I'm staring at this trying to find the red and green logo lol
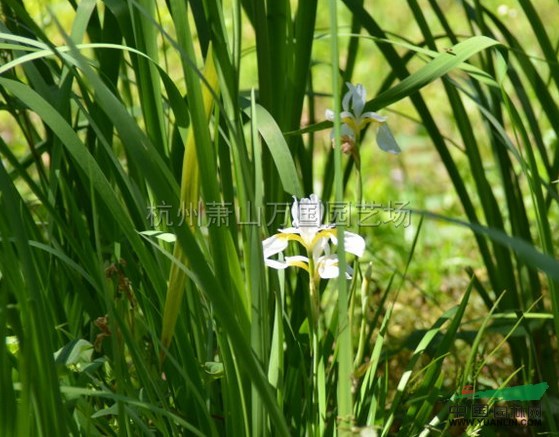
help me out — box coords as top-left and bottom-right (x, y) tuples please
(452, 382), (549, 402)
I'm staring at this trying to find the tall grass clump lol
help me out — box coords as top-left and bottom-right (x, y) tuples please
(0, 0), (558, 435)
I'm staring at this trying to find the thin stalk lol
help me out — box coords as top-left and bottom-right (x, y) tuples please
(312, 321), (321, 436)
(308, 255), (320, 324)
(349, 132), (363, 370)
(307, 253), (321, 435)
(329, 0), (353, 433)
(355, 130), (363, 233)
(353, 263), (372, 368)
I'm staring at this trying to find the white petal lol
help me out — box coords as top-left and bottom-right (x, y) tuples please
(265, 258), (289, 270)
(285, 255), (310, 268)
(340, 124), (356, 140)
(285, 255), (309, 262)
(325, 109), (335, 121)
(376, 123), (401, 154)
(316, 255), (353, 279)
(340, 111), (355, 120)
(352, 84), (366, 117)
(278, 227), (300, 234)
(330, 231), (366, 258)
(342, 83), (354, 112)
(262, 235), (288, 259)
(317, 255), (340, 279)
(344, 231), (366, 257)
(312, 194), (324, 224)
(297, 195), (323, 228)
(362, 111), (387, 123)
(299, 228), (318, 249)
(312, 237), (329, 261)
(345, 264), (354, 279)
(265, 255), (310, 272)
(291, 195), (299, 227)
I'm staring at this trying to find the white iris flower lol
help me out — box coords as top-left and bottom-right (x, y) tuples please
(325, 82), (401, 155)
(262, 194), (365, 279)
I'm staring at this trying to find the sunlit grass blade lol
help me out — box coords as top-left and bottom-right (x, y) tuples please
(160, 44), (218, 359)
(368, 36), (502, 110)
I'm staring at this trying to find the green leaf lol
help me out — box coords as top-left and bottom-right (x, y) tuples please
(369, 35), (502, 110)
(244, 104), (303, 197)
(140, 230), (177, 243)
(203, 362), (225, 380)
(54, 339), (94, 371)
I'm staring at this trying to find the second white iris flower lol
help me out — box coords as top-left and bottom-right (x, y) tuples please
(325, 82), (401, 155)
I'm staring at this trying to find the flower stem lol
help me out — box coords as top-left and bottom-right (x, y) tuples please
(355, 132), (363, 236)
(308, 256), (319, 326)
(350, 136), (365, 369)
(354, 263), (372, 368)
(307, 255), (323, 436)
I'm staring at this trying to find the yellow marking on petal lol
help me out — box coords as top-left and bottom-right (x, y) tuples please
(309, 228), (337, 250)
(286, 260), (310, 272)
(274, 231), (309, 250)
(343, 118), (359, 134)
(357, 118), (377, 131)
